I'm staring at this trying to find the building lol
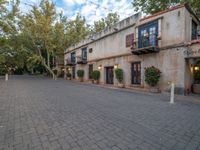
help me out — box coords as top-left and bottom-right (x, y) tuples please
(64, 4), (200, 94)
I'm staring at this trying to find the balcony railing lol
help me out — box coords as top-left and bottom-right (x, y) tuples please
(65, 58), (76, 66)
(131, 34), (160, 55)
(76, 56), (87, 64)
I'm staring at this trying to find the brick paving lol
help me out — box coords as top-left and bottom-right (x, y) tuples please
(0, 75), (200, 150)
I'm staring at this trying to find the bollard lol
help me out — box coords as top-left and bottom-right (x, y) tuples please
(5, 74), (8, 81)
(170, 83), (175, 104)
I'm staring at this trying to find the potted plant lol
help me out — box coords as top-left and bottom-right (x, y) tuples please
(91, 70), (100, 84)
(77, 70), (84, 82)
(115, 68), (124, 88)
(66, 72), (72, 80)
(145, 66), (161, 93)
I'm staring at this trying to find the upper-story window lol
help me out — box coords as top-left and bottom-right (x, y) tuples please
(71, 52), (76, 63)
(82, 48), (87, 60)
(138, 20), (158, 48)
(192, 20), (198, 40)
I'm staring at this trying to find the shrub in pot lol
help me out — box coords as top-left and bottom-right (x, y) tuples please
(115, 68), (124, 88)
(145, 66), (161, 93)
(91, 70), (100, 84)
(77, 70), (84, 82)
(66, 72), (72, 80)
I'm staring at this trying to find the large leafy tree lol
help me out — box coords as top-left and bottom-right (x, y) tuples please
(132, 0), (200, 18)
(93, 12), (120, 33)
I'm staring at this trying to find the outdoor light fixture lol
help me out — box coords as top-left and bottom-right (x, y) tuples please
(114, 64), (119, 69)
(98, 65), (102, 70)
(68, 68), (71, 71)
(194, 66), (200, 71)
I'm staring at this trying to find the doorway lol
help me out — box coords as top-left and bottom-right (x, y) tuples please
(131, 62), (141, 84)
(72, 66), (76, 79)
(106, 67), (114, 84)
(88, 64), (93, 79)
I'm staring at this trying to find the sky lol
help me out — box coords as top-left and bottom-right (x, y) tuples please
(19, 0), (135, 24)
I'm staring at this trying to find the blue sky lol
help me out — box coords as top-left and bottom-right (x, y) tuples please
(20, 0), (135, 24)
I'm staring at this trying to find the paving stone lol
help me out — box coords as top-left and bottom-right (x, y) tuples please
(0, 76), (200, 150)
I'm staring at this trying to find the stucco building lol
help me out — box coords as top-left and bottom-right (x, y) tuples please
(64, 4), (200, 95)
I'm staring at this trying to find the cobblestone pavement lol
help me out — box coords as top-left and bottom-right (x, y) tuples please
(0, 76), (200, 150)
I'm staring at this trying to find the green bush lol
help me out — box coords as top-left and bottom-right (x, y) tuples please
(77, 70), (84, 78)
(0, 67), (6, 75)
(66, 72), (72, 78)
(91, 70), (100, 80)
(145, 66), (161, 87)
(115, 68), (123, 83)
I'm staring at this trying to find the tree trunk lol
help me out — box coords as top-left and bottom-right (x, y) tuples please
(42, 60), (57, 80)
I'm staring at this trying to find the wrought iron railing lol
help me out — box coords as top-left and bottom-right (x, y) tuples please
(132, 33), (159, 49)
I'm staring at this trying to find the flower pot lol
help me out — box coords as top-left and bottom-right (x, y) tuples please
(66, 77), (71, 80)
(94, 80), (99, 84)
(79, 78), (83, 82)
(117, 83), (124, 88)
(149, 87), (160, 93)
(193, 84), (200, 94)
(90, 79), (94, 84)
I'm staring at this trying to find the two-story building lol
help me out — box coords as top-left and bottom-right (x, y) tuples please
(64, 4), (200, 95)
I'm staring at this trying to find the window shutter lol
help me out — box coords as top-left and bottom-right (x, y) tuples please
(126, 33), (134, 47)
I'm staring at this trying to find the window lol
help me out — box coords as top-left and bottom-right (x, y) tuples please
(126, 33), (134, 47)
(71, 52), (76, 63)
(192, 20), (198, 40)
(138, 20), (158, 48)
(131, 62), (141, 84)
(82, 48), (87, 60)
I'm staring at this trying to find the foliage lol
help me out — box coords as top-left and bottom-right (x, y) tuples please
(93, 12), (120, 33)
(91, 70), (100, 81)
(77, 70), (84, 78)
(145, 66), (161, 87)
(66, 72), (71, 78)
(115, 68), (124, 83)
(132, 0), (200, 18)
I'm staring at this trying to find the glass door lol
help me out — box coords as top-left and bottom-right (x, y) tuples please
(131, 62), (141, 84)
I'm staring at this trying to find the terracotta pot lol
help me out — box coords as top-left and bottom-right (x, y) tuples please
(66, 77), (71, 80)
(94, 80), (99, 84)
(117, 83), (124, 88)
(79, 78), (83, 82)
(149, 87), (160, 93)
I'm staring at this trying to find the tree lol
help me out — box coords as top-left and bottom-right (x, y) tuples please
(65, 14), (90, 46)
(132, 0), (200, 18)
(93, 12), (120, 33)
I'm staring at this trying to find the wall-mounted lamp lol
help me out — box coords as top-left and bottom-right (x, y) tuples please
(68, 68), (71, 71)
(194, 66), (200, 71)
(98, 65), (102, 70)
(114, 64), (119, 69)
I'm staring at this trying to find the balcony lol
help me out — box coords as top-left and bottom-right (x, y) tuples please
(131, 34), (160, 55)
(76, 56), (87, 64)
(65, 58), (76, 66)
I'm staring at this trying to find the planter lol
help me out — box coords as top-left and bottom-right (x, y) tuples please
(79, 78), (83, 82)
(149, 87), (160, 93)
(193, 84), (200, 94)
(117, 83), (124, 88)
(90, 79), (94, 84)
(94, 80), (99, 84)
(66, 77), (71, 80)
